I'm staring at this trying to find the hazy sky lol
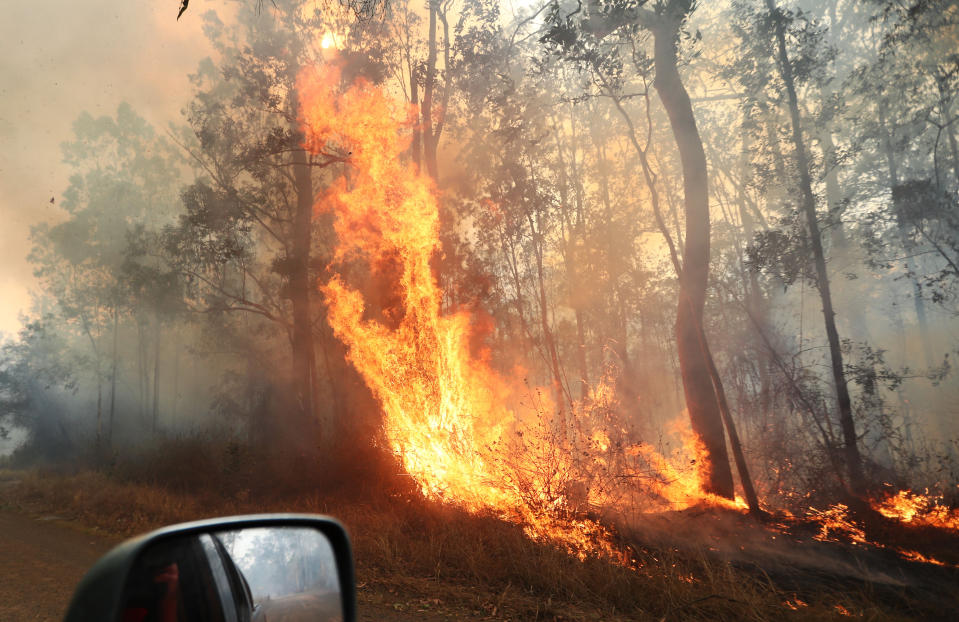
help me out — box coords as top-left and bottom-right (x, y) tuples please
(0, 0), (214, 335)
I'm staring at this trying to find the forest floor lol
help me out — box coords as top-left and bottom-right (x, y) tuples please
(2, 468), (957, 621)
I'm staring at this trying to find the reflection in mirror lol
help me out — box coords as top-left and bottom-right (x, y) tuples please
(118, 527), (343, 622)
(120, 535), (227, 622)
(215, 526), (343, 622)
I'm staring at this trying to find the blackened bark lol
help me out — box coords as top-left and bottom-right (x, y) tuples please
(411, 68), (421, 170)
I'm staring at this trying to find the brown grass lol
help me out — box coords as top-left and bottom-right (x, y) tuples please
(2, 464), (931, 622)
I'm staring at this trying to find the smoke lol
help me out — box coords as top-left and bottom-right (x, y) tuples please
(0, 0), (212, 334)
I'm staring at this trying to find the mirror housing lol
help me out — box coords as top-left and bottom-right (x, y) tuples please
(63, 514), (355, 622)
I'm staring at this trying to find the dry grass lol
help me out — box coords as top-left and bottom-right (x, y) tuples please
(2, 464), (935, 621)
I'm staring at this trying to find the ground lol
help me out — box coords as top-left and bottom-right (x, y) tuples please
(3, 469), (957, 621)
(0, 509), (119, 621)
(0, 506), (529, 622)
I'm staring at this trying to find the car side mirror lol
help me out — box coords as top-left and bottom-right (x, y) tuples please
(63, 514), (356, 622)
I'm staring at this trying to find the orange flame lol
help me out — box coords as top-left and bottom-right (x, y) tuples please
(298, 64), (959, 575)
(297, 65), (744, 559)
(807, 504), (867, 545)
(873, 489), (959, 531)
(299, 65), (519, 512)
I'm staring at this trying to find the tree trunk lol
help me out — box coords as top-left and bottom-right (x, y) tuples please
(291, 146), (321, 436)
(529, 211), (571, 436)
(152, 316), (161, 435)
(410, 67), (421, 170)
(138, 319), (148, 423)
(652, 17), (735, 499)
(936, 77), (959, 190)
(422, 1), (439, 180)
(820, 129), (847, 248)
(766, 0), (864, 494)
(553, 112), (591, 403)
(95, 376), (103, 451)
(108, 305), (118, 448)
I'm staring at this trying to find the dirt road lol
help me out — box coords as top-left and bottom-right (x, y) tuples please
(0, 509), (120, 621)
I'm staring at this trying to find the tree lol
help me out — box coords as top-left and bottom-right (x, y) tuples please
(30, 103), (183, 449)
(565, 0), (758, 504)
(166, 2), (349, 441)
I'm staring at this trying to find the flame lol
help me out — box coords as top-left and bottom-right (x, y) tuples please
(783, 596), (808, 610)
(807, 504), (867, 545)
(800, 501), (957, 567)
(299, 65), (517, 512)
(296, 65), (745, 561)
(873, 489), (959, 530)
(634, 414), (749, 512)
(898, 549), (948, 566)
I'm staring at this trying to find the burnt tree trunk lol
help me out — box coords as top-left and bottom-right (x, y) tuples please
(411, 67), (421, 170)
(422, 1), (438, 180)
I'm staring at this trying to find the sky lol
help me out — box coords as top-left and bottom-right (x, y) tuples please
(0, 0), (214, 336)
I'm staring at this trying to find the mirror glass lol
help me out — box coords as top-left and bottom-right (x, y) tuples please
(119, 527), (342, 622)
(216, 526), (342, 621)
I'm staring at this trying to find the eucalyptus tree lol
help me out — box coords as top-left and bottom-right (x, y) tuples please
(855, 0), (959, 312)
(29, 104), (183, 449)
(741, 0), (869, 493)
(165, 1), (357, 441)
(535, 0), (765, 509)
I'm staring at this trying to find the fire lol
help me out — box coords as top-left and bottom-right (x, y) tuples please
(783, 596), (808, 610)
(634, 414), (749, 513)
(898, 549), (948, 566)
(873, 489), (959, 530)
(296, 65), (746, 559)
(807, 504), (867, 545)
(799, 500), (957, 567)
(298, 65), (518, 512)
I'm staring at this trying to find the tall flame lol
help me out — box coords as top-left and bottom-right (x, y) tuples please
(299, 65), (531, 512)
(297, 66), (740, 556)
